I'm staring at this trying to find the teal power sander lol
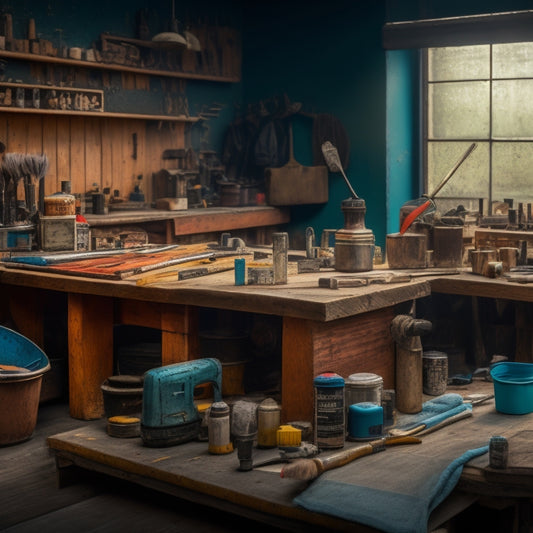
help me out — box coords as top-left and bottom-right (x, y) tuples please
(141, 358), (222, 447)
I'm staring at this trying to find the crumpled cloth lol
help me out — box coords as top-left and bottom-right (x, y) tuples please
(294, 443), (488, 533)
(394, 393), (471, 432)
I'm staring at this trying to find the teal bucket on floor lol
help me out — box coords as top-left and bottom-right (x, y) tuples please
(490, 362), (533, 415)
(0, 326), (50, 445)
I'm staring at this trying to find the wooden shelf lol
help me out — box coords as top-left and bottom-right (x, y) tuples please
(0, 105), (199, 122)
(0, 50), (240, 83)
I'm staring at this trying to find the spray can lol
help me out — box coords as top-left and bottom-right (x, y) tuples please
(257, 398), (281, 448)
(314, 372), (345, 449)
(207, 401), (233, 454)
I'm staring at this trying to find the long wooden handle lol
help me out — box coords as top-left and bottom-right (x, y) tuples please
(316, 436), (421, 474)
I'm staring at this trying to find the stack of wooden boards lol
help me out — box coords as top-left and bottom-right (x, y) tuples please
(2, 243), (252, 283)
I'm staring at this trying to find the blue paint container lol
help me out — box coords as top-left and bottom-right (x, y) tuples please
(348, 402), (383, 441)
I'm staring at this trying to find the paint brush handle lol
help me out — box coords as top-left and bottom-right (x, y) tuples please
(315, 436), (421, 475)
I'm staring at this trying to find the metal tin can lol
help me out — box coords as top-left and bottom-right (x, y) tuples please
(422, 351), (448, 396)
(314, 372), (345, 449)
(257, 397), (281, 448)
(207, 401), (233, 454)
(345, 372), (383, 421)
(489, 435), (508, 469)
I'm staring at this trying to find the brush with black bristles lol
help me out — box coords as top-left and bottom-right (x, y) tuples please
(280, 435), (421, 481)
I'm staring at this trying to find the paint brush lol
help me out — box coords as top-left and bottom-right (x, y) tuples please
(280, 436), (421, 481)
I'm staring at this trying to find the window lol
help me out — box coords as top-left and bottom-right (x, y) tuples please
(425, 42), (533, 214)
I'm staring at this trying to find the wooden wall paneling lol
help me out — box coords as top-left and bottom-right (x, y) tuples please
(7, 114), (30, 153)
(108, 119), (128, 198)
(69, 117), (86, 193)
(100, 118), (113, 194)
(42, 116), (58, 193)
(124, 120), (138, 190)
(0, 114), (7, 146)
(145, 122), (164, 204)
(84, 117), (102, 193)
(55, 117), (71, 195)
(25, 115), (43, 154)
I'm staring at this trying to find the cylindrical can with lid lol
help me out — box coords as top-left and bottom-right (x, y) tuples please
(44, 192), (76, 216)
(257, 398), (281, 448)
(422, 351), (448, 396)
(207, 401), (233, 454)
(314, 372), (345, 449)
(489, 435), (508, 469)
(345, 372), (383, 419)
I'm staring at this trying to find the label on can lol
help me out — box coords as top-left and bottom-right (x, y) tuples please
(314, 372), (345, 449)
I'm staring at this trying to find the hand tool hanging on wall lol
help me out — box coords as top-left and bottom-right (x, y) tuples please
(265, 121), (328, 206)
(400, 143), (477, 235)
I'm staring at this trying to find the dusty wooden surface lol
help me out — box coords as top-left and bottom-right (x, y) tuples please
(46, 381), (533, 531)
(0, 402), (285, 532)
(0, 263), (431, 322)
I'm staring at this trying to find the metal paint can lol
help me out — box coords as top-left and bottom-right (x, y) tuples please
(345, 372), (383, 420)
(257, 397), (281, 448)
(422, 351), (448, 396)
(489, 435), (508, 469)
(207, 401), (233, 455)
(314, 372), (345, 449)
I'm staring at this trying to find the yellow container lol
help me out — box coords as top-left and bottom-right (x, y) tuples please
(276, 424), (302, 447)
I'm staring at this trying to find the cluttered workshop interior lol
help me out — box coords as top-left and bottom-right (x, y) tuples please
(1, 2), (533, 533)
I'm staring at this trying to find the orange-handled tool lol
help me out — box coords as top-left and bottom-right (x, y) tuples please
(400, 142), (477, 235)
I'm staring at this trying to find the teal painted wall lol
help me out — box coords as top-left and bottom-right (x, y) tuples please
(241, 1), (387, 249)
(386, 49), (419, 234)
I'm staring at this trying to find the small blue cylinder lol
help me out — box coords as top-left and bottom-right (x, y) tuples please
(234, 258), (246, 286)
(348, 402), (383, 440)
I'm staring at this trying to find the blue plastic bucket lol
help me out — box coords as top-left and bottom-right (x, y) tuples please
(0, 325), (50, 380)
(490, 362), (533, 415)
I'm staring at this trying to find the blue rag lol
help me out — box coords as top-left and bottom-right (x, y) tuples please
(395, 393), (468, 431)
(293, 444), (489, 533)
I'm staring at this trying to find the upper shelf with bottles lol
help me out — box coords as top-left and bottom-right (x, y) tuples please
(0, 14), (242, 83)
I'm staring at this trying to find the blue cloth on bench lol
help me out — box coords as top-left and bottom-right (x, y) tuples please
(395, 393), (467, 431)
(294, 444), (488, 533)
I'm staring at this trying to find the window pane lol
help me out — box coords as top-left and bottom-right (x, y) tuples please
(493, 80), (533, 138)
(427, 141), (489, 199)
(428, 82), (490, 139)
(492, 142), (533, 203)
(428, 46), (490, 81)
(493, 42), (533, 78)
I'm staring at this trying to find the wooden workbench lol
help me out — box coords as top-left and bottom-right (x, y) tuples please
(46, 380), (533, 532)
(0, 261), (430, 421)
(84, 206), (290, 245)
(3, 257), (533, 421)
